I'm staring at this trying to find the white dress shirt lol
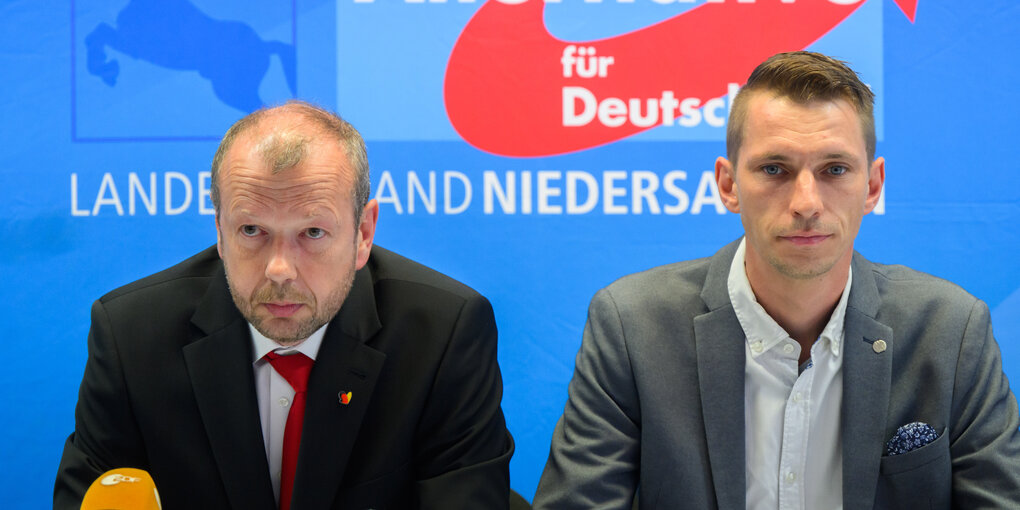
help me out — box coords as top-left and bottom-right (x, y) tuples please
(250, 324), (327, 503)
(728, 239), (851, 510)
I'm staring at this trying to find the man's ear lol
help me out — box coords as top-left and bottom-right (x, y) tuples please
(864, 157), (885, 214)
(716, 156), (740, 214)
(215, 214), (224, 258)
(355, 199), (379, 269)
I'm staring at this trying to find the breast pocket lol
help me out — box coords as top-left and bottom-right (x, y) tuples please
(332, 461), (414, 510)
(876, 428), (950, 510)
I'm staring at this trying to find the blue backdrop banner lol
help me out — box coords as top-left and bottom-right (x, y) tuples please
(2, 0), (1019, 507)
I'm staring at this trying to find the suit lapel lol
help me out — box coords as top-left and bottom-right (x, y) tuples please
(184, 268), (276, 510)
(290, 262), (386, 510)
(694, 241), (746, 510)
(841, 254), (893, 510)
(692, 246), (896, 509)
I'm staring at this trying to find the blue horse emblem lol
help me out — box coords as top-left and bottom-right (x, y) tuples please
(85, 0), (296, 113)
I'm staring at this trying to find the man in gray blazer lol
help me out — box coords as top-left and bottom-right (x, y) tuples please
(533, 52), (1020, 509)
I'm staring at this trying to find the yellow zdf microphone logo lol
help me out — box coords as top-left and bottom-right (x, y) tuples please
(81, 468), (162, 510)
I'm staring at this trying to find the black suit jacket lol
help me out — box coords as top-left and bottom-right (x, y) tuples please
(55, 245), (513, 509)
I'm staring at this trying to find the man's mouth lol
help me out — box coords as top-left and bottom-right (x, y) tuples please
(780, 233), (831, 246)
(263, 303), (303, 317)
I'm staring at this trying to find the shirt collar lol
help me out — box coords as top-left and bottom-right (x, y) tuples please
(727, 238), (852, 359)
(250, 323), (328, 364)
(820, 275), (852, 356)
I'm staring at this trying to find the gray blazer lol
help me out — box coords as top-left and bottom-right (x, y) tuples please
(534, 240), (1020, 509)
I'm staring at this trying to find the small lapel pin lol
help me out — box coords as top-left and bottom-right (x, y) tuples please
(339, 391), (353, 405)
(873, 339), (887, 354)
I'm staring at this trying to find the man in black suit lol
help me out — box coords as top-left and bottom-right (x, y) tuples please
(55, 101), (513, 509)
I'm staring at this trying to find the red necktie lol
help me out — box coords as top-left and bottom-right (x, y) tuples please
(264, 352), (314, 510)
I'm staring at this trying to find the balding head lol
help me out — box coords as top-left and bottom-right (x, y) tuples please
(210, 101), (370, 218)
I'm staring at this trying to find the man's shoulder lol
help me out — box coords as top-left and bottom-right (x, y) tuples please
(596, 253), (717, 316)
(98, 245), (222, 307)
(366, 245), (485, 302)
(855, 255), (983, 328)
(607, 256), (713, 294)
(863, 257), (978, 307)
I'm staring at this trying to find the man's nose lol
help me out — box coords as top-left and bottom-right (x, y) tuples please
(790, 171), (823, 219)
(265, 238), (298, 283)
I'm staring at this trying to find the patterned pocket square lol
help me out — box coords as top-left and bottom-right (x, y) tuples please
(885, 422), (940, 456)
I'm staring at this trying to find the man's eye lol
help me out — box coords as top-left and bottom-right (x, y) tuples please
(828, 165), (848, 176)
(305, 228), (326, 239)
(762, 165), (782, 175)
(240, 225), (260, 237)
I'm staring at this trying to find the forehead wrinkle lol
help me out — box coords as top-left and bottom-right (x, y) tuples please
(223, 170), (345, 218)
(288, 194), (345, 222)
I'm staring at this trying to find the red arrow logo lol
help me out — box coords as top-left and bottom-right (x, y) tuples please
(894, 0), (918, 22)
(445, 0), (914, 157)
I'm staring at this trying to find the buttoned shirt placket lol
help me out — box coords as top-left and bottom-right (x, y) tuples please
(730, 239), (850, 510)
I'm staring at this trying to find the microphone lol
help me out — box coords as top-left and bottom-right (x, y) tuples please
(80, 468), (162, 510)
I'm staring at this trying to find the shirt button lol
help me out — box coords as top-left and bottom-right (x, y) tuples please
(783, 343), (795, 354)
(279, 397), (290, 407)
(793, 392), (803, 403)
(751, 341), (764, 353)
(786, 472), (797, 484)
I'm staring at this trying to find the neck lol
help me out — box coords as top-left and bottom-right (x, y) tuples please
(744, 252), (851, 360)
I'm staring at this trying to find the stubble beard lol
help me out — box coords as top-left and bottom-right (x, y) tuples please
(766, 252), (839, 281)
(226, 269), (356, 346)
(765, 218), (842, 281)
